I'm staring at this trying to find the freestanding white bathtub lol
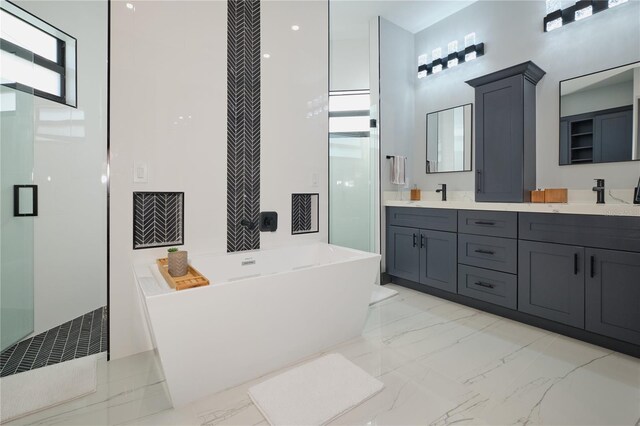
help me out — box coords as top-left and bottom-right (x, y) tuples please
(135, 243), (380, 407)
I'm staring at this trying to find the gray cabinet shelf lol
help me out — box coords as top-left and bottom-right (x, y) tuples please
(560, 106), (633, 165)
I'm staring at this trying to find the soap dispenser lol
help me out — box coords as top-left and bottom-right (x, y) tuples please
(410, 184), (421, 201)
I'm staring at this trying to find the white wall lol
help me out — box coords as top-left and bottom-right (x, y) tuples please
(261, 1), (328, 248)
(110, 0), (328, 359)
(16, 1), (108, 337)
(561, 80), (634, 117)
(413, 0), (640, 192)
(329, 0), (371, 91)
(378, 17), (414, 273)
(379, 18), (415, 193)
(110, 0), (228, 358)
(330, 38), (369, 90)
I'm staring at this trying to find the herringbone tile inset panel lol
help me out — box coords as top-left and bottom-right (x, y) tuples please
(227, 0), (261, 252)
(133, 192), (184, 249)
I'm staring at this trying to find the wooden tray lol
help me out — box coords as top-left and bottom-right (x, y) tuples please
(156, 258), (210, 291)
(544, 188), (568, 203)
(531, 190), (545, 203)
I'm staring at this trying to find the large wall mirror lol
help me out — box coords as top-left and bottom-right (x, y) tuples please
(559, 61), (640, 165)
(426, 104), (472, 173)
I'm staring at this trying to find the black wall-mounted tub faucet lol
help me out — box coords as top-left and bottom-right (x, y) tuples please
(592, 179), (605, 204)
(436, 184), (447, 201)
(240, 219), (257, 230)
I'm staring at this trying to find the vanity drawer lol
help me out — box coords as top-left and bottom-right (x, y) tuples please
(458, 210), (517, 238)
(387, 207), (457, 232)
(458, 234), (517, 274)
(519, 213), (640, 252)
(458, 265), (517, 310)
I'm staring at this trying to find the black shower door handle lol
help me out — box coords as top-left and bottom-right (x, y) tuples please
(13, 185), (38, 217)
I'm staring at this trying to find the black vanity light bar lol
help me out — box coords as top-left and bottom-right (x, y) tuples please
(544, 0), (627, 32)
(417, 43), (484, 78)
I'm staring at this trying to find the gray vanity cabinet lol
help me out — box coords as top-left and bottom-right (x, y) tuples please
(386, 226), (457, 293)
(386, 207), (457, 293)
(518, 240), (585, 328)
(387, 225), (420, 283)
(586, 248), (640, 345)
(466, 61), (545, 202)
(419, 230), (457, 293)
(387, 207), (640, 357)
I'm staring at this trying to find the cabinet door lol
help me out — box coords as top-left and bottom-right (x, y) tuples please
(419, 230), (457, 293)
(387, 225), (420, 282)
(518, 240), (585, 328)
(586, 248), (640, 345)
(475, 74), (524, 202)
(593, 109), (632, 163)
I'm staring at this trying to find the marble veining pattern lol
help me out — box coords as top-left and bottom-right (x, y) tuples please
(6, 285), (639, 425)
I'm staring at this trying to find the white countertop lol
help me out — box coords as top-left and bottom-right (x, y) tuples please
(385, 200), (640, 217)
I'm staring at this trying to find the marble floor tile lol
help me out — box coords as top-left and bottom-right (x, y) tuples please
(327, 336), (414, 379)
(363, 291), (447, 334)
(6, 284), (639, 426)
(473, 335), (640, 426)
(330, 368), (468, 426)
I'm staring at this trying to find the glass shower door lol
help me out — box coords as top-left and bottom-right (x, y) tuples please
(329, 90), (377, 253)
(0, 85), (35, 352)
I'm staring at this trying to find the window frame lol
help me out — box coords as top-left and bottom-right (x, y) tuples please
(329, 90), (371, 139)
(0, 0), (77, 107)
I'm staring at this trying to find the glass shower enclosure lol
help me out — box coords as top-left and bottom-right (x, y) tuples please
(1, 85), (35, 351)
(329, 90), (378, 253)
(0, 0), (108, 375)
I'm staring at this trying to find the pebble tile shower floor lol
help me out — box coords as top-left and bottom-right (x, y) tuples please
(0, 306), (107, 377)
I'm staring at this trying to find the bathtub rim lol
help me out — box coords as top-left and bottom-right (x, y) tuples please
(136, 242), (381, 299)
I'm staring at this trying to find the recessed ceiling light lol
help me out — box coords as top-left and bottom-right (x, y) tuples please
(291, 25), (300, 31)
(126, 3), (134, 9)
(263, 53), (271, 58)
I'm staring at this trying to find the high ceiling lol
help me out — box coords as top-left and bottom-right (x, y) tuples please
(330, 0), (477, 40)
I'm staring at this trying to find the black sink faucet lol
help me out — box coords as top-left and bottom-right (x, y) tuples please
(592, 179), (605, 204)
(436, 184), (447, 201)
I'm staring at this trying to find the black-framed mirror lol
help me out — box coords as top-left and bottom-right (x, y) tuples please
(426, 103), (472, 173)
(559, 61), (640, 166)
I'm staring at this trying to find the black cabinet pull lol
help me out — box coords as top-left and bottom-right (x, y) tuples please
(590, 255), (595, 278)
(574, 253), (578, 275)
(420, 234), (425, 249)
(474, 281), (495, 289)
(474, 221), (495, 226)
(477, 170), (482, 193)
(413, 234), (417, 248)
(474, 249), (495, 255)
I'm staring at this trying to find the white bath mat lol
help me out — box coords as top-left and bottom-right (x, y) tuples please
(248, 353), (383, 426)
(369, 285), (398, 306)
(0, 354), (98, 423)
